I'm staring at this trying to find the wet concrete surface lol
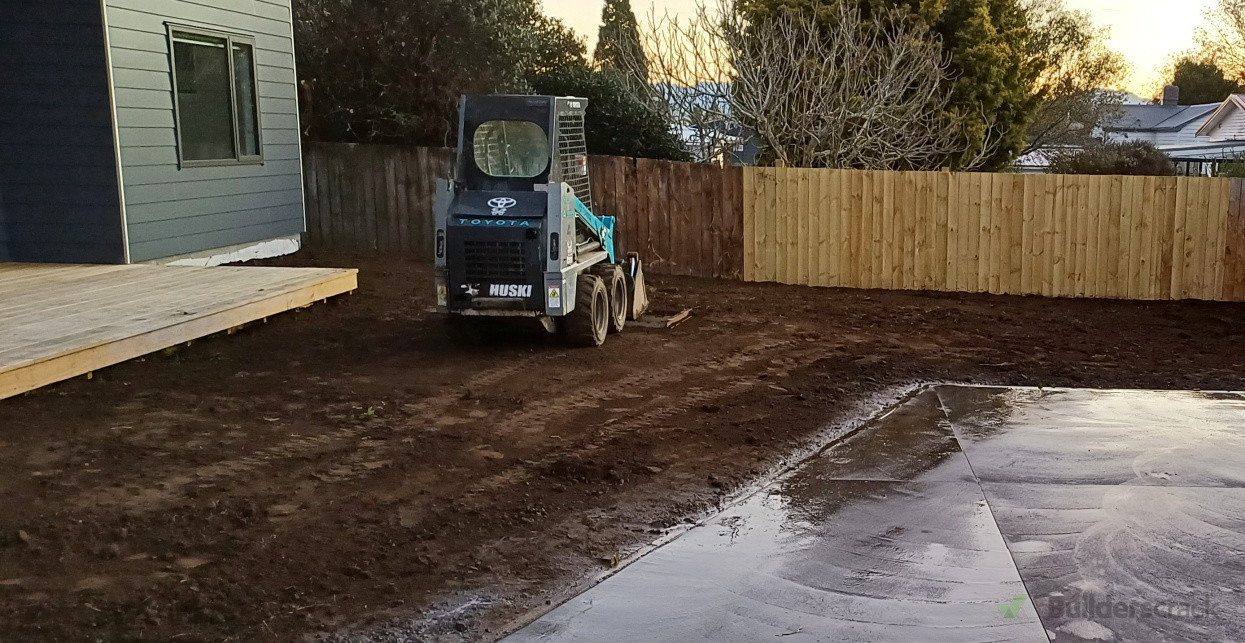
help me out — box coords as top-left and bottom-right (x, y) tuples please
(504, 387), (1245, 643)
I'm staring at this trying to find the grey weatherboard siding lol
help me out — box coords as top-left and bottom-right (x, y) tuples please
(105, 0), (304, 262)
(0, 0), (126, 264)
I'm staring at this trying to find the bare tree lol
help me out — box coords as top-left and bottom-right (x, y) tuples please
(620, 5), (735, 162)
(1197, 0), (1245, 81)
(622, 0), (998, 170)
(1022, 0), (1127, 156)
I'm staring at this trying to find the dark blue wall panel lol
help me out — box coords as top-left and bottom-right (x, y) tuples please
(0, 0), (125, 263)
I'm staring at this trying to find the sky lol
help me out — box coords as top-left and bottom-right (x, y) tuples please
(541, 0), (1218, 98)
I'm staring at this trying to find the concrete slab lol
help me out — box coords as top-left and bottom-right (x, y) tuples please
(505, 386), (1245, 642)
(506, 389), (1046, 642)
(939, 386), (1245, 642)
(938, 386), (1245, 487)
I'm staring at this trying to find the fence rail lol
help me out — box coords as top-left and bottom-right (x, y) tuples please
(301, 142), (1245, 301)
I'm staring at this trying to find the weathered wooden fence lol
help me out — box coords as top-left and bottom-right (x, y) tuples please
(301, 142), (1245, 301)
(745, 169), (1245, 301)
(303, 144), (452, 260)
(302, 143), (745, 278)
(588, 155), (745, 278)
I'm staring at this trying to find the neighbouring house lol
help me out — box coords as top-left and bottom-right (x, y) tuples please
(1018, 86), (1245, 176)
(0, 0), (304, 265)
(1195, 94), (1245, 143)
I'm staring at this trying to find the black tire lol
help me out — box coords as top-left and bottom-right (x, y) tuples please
(591, 264), (628, 333)
(563, 274), (609, 347)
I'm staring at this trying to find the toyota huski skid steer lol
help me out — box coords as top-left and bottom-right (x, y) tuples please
(434, 95), (649, 346)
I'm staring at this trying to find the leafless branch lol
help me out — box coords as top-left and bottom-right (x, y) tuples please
(620, 0), (996, 170)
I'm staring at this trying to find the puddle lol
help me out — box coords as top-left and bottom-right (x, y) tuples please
(504, 386), (1245, 642)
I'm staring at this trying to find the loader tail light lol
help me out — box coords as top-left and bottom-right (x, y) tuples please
(550, 232), (560, 260)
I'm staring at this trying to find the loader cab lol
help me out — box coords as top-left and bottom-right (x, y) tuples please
(456, 95), (593, 207)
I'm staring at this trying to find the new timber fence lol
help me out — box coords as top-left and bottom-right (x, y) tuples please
(302, 142), (1245, 302)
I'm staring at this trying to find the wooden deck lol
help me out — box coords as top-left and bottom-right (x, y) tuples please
(0, 263), (358, 400)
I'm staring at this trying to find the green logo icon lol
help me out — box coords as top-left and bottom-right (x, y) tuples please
(999, 594), (1028, 618)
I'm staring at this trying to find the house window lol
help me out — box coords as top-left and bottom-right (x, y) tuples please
(169, 26), (263, 166)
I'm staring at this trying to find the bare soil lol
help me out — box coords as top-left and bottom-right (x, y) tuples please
(2, 251), (1245, 641)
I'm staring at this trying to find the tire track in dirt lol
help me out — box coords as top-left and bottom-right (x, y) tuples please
(68, 353), (557, 511)
(293, 335), (804, 489)
(451, 334), (830, 505)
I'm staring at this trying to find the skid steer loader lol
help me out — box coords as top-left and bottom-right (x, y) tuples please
(434, 95), (649, 346)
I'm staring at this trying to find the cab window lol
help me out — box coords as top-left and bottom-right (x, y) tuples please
(473, 120), (549, 178)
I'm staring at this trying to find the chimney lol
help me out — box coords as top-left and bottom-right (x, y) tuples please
(1161, 84), (1180, 106)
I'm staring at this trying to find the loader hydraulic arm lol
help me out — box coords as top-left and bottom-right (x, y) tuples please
(572, 196), (616, 263)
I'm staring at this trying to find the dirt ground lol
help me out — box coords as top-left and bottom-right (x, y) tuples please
(3, 251), (1245, 642)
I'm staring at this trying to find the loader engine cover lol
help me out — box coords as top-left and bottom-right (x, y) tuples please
(445, 191), (547, 311)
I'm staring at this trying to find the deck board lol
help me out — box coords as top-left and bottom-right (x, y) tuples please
(0, 263), (358, 400)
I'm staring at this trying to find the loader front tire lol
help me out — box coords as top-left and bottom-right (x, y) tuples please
(592, 264), (628, 334)
(563, 274), (608, 347)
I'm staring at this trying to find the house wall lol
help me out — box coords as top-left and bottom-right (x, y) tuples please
(1105, 131), (1159, 145)
(1156, 118), (1214, 147)
(1107, 126), (1212, 149)
(103, 0), (304, 263)
(0, 0), (127, 263)
(1207, 107), (1245, 142)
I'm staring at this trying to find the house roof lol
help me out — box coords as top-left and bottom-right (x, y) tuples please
(1106, 103), (1220, 132)
(1195, 94), (1245, 137)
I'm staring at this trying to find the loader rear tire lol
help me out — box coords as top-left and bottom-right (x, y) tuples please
(563, 274), (608, 347)
(592, 264), (628, 334)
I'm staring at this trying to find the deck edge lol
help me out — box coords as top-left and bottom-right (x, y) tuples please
(0, 269), (358, 400)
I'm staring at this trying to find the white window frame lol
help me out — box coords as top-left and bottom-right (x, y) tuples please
(167, 23), (264, 168)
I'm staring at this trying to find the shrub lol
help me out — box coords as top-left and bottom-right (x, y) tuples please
(529, 68), (689, 161)
(1046, 141), (1176, 176)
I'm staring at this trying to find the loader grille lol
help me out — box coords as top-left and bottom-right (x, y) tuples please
(462, 240), (528, 281)
(557, 112), (593, 207)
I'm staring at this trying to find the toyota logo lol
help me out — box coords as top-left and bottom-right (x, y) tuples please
(488, 197), (517, 209)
